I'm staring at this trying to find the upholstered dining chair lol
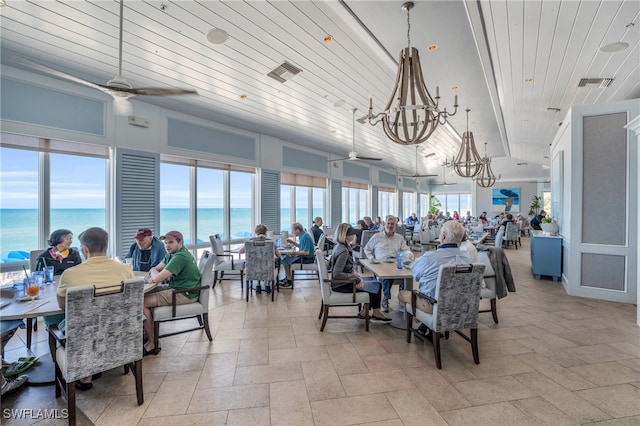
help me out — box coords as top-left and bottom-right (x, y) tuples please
(405, 263), (485, 369)
(48, 278), (145, 425)
(316, 249), (369, 332)
(353, 230), (375, 271)
(477, 251), (499, 323)
(209, 234), (245, 289)
(151, 250), (215, 351)
(504, 222), (520, 249)
(244, 239), (278, 302)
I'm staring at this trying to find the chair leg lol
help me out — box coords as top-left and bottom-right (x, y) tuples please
(490, 299), (499, 323)
(219, 271), (225, 283)
(202, 313), (213, 341)
(33, 318), (38, 332)
(433, 331), (442, 369)
(246, 279), (250, 303)
(134, 359), (144, 405)
(471, 328), (480, 364)
(197, 315), (204, 327)
(406, 310), (413, 343)
(67, 381), (77, 426)
(26, 317), (33, 349)
(153, 321), (160, 355)
(320, 305), (329, 331)
(318, 301), (324, 320)
(364, 303), (370, 332)
(213, 271), (219, 289)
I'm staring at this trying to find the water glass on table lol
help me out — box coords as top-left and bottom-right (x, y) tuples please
(44, 266), (55, 284)
(31, 271), (44, 289)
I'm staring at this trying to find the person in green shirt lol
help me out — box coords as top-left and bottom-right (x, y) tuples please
(143, 230), (201, 355)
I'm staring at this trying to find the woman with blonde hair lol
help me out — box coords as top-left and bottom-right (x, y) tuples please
(331, 223), (390, 321)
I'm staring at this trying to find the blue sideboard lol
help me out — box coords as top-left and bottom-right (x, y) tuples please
(530, 230), (562, 281)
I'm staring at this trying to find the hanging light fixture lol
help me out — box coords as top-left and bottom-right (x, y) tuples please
(453, 108), (483, 177)
(476, 142), (497, 187)
(363, 2), (458, 146)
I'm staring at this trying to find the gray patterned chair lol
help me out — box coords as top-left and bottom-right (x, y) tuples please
(48, 278), (145, 425)
(504, 222), (520, 249)
(478, 251), (499, 323)
(405, 263), (485, 369)
(151, 250), (215, 350)
(244, 239), (277, 302)
(316, 249), (370, 332)
(209, 234), (245, 288)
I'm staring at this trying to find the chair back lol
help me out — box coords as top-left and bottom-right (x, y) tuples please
(432, 264), (485, 332)
(315, 248), (331, 302)
(316, 234), (326, 251)
(62, 278), (144, 382)
(30, 249), (44, 272)
(494, 227), (505, 247)
(198, 250), (215, 310)
(306, 229), (316, 244)
(244, 240), (275, 281)
(358, 230), (375, 259)
(209, 234), (225, 266)
(505, 222), (518, 242)
(322, 225), (335, 236)
(396, 224), (406, 236)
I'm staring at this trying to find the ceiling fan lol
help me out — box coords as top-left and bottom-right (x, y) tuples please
(13, 0), (197, 115)
(436, 164), (454, 186)
(400, 147), (438, 177)
(329, 109), (382, 162)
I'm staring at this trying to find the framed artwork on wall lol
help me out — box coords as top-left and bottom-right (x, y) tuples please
(492, 187), (520, 212)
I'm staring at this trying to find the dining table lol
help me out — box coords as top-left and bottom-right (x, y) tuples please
(0, 271), (155, 385)
(358, 259), (414, 329)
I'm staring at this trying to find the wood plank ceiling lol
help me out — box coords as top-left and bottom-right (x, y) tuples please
(1, 0), (638, 183)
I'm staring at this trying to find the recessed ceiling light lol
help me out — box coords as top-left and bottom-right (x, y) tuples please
(523, 119), (529, 123)
(324, 35), (333, 43)
(451, 85), (458, 91)
(206, 28), (229, 45)
(240, 94), (247, 100)
(599, 41), (629, 53)
(333, 99), (346, 107)
(427, 44), (437, 51)
(524, 77), (533, 83)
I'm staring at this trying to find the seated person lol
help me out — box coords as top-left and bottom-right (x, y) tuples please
(124, 228), (167, 272)
(352, 220), (368, 252)
(479, 212), (488, 225)
(240, 224), (281, 294)
(330, 224), (390, 322)
(56, 227), (136, 390)
(144, 231), (201, 355)
(398, 221), (471, 337)
(35, 229), (82, 275)
(363, 216), (374, 230)
(279, 223), (314, 287)
(370, 216), (382, 231)
(310, 217), (334, 252)
(452, 211), (460, 221)
(530, 210), (547, 230)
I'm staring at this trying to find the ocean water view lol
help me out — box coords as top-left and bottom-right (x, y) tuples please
(0, 208), (309, 259)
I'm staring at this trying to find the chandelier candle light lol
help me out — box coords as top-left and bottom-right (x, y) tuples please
(475, 142), (497, 188)
(364, 2), (459, 145)
(453, 108), (483, 177)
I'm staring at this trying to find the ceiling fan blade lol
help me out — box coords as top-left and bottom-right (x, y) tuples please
(13, 56), (105, 92)
(355, 156), (383, 161)
(112, 97), (132, 115)
(327, 157), (350, 162)
(126, 87), (198, 96)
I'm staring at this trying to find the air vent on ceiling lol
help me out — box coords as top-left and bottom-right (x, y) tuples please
(267, 61), (302, 83)
(577, 78), (614, 88)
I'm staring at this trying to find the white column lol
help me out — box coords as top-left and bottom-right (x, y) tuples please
(625, 114), (640, 326)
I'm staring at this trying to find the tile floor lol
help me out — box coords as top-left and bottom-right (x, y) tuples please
(2, 237), (639, 425)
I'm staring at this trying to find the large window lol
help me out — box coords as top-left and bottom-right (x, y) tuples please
(341, 183), (368, 225)
(229, 171), (253, 239)
(196, 168), (224, 243)
(403, 191), (416, 219)
(378, 188), (396, 219)
(280, 173), (325, 231)
(419, 192), (430, 218)
(0, 133), (108, 279)
(434, 192), (472, 216)
(160, 163), (191, 244)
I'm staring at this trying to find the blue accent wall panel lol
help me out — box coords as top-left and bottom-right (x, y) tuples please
(282, 146), (328, 173)
(379, 170), (396, 186)
(343, 161), (369, 180)
(402, 177), (416, 188)
(1, 78), (104, 135)
(168, 118), (255, 160)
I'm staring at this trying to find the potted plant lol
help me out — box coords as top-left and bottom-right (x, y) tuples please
(429, 195), (441, 215)
(528, 195), (541, 217)
(540, 216), (558, 234)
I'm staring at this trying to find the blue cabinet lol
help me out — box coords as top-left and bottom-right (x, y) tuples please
(530, 231), (562, 281)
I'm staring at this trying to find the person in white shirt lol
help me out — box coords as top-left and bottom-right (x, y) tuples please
(363, 215), (409, 312)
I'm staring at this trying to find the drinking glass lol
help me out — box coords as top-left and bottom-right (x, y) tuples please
(31, 271), (44, 289)
(44, 266), (55, 284)
(26, 280), (40, 298)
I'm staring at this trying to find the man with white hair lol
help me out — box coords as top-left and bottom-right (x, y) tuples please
(399, 220), (472, 337)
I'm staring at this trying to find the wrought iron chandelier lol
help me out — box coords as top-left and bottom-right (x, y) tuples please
(453, 108), (482, 178)
(363, 2), (458, 146)
(475, 143), (497, 187)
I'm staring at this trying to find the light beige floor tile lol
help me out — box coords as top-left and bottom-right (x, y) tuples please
(311, 394), (398, 426)
(568, 361), (640, 386)
(94, 393), (153, 425)
(513, 371), (611, 423)
(405, 366), (472, 412)
(465, 354), (535, 378)
(510, 397), (580, 425)
(341, 369), (415, 396)
(515, 333), (578, 353)
(178, 339), (219, 355)
(270, 380), (313, 425)
(294, 332), (350, 348)
(377, 337), (419, 354)
(358, 420), (404, 426)
(301, 359), (346, 401)
(559, 343), (636, 364)
(187, 384), (269, 413)
(76, 396), (114, 423)
(515, 352), (596, 390)
(234, 362), (303, 385)
(137, 411), (229, 425)
(142, 354), (208, 374)
(361, 350), (428, 372)
(226, 407), (270, 425)
(269, 345), (330, 364)
(237, 338), (269, 367)
(478, 338), (534, 357)
(142, 370), (199, 417)
(583, 416), (640, 426)
(385, 388), (448, 425)
(218, 312), (246, 330)
(215, 328), (266, 341)
(440, 401), (538, 426)
(576, 384), (640, 418)
(325, 343), (369, 375)
(452, 375), (536, 405)
(196, 352), (237, 389)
